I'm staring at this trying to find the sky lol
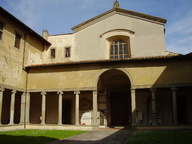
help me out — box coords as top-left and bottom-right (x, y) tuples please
(0, 0), (192, 54)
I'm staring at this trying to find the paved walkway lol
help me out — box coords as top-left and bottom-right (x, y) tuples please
(45, 129), (132, 144)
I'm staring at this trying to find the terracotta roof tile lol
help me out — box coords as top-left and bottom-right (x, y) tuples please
(25, 55), (186, 68)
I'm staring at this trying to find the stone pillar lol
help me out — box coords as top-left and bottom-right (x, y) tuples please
(9, 90), (17, 125)
(131, 88), (136, 126)
(19, 92), (25, 124)
(92, 90), (98, 126)
(25, 92), (30, 124)
(41, 91), (46, 125)
(57, 91), (63, 125)
(74, 91), (80, 125)
(171, 87), (178, 125)
(150, 88), (157, 125)
(0, 87), (5, 125)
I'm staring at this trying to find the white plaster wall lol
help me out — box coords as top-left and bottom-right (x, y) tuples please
(45, 34), (74, 63)
(45, 13), (166, 63)
(73, 14), (166, 61)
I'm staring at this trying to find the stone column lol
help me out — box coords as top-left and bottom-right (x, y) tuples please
(9, 90), (17, 125)
(19, 92), (25, 124)
(131, 88), (136, 126)
(74, 91), (80, 125)
(0, 87), (5, 125)
(57, 91), (63, 125)
(171, 87), (178, 125)
(150, 88), (157, 125)
(92, 90), (98, 126)
(41, 91), (46, 125)
(25, 92), (30, 124)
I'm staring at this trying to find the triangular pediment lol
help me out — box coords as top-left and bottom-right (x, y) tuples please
(71, 8), (166, 33)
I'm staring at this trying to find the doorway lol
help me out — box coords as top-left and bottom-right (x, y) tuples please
(110, 92), (130, 126)
(97, 69), (131, 127)
(62, 99), (71, 124)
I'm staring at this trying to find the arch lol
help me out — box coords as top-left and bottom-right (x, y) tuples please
(93, 68), (134, 88)
(100, 29), (135, 38)
(96, 68), (132, 126)
(99, 29), (134, 60)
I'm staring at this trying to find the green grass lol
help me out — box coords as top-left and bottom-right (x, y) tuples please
(128, 130), (192, 144)
(0, 129), (87, 144)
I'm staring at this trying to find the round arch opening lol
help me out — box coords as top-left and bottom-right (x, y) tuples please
(97, 69), (131, 127)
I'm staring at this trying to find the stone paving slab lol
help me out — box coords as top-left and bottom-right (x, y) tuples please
(45, 130), (132, 144)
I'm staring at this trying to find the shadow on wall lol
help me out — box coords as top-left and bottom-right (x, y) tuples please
(151, 56), (192, 125)
(153, 56), (192, 85)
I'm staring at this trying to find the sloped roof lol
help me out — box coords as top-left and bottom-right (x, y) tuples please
(25, 54), (192, 68)
(72, 7), (167, 32)
(0, 6), (51, 45)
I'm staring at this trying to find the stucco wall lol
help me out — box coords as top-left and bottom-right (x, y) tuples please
(46, 13), (166, 63)
(0, 15), (26, 89)
(27, 59), (192, 90)
(73, 14), (166, 61)
(45, 34), (74, 63)
(0, 13), (47, 89)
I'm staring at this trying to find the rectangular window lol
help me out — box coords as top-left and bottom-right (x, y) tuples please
(14, 33), (21, 49)
(51, 49), (56, 58)
(65, 47), (70, 57)
(0, 21), (4, 40)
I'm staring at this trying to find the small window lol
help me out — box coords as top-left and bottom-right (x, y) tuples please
(0, 21), (4, 40)
(51, 49), (56, 58)
(14, 33), (21, 49)
(65, 47), (70, 57)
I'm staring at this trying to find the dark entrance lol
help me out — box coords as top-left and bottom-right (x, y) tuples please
(62, 99), (71, 124)
(111, 92), (130, 126)
(97, 69), (131, 127)
(177, 96), (187, 124)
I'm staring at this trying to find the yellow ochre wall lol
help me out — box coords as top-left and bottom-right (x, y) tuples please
(27, 58), (192, 90)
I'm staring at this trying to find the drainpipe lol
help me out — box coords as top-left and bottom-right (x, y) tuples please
(22, 33), (28, 129)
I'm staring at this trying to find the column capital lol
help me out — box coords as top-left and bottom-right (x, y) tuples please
(131, 88), (136, 93)
(171, 87), (177, 91)
(150, 88), (156, 92)
(12, 90), (17, 94)
(57, 91), (63, 95)
(93, 90), (97, 94)
(26, 92), (30, 96)
(0, 87), (5, 92)
(74, 90), (80, 95)
(41, 91), (47, 96)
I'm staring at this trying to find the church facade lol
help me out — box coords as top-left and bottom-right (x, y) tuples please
(0, 2), (192, 130)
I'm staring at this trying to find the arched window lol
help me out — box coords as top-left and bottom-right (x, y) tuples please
(107, 35), (130, 59)
(110, 40), (129, 59)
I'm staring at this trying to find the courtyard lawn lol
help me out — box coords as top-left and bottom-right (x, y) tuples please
(128, 130), (192, 144)
(0, 129), (87, 144)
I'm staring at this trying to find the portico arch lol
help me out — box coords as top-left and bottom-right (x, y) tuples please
(96, 69), (133, 127)
(94, 68), (134, 88)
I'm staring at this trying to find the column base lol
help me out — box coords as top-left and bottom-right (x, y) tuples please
(92, 125), (99, 130)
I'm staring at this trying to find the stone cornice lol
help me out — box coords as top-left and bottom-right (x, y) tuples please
(72, 8), (167, 33)
(0, 83), (25, 92)
(131, 83), (192, 89)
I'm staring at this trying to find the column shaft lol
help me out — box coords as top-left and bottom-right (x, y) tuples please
(151, 88), (157, 125)
(9, 90), (17, 125)
(92, 90), (98, 126)
(74, 91), (80, 125)
(57, 91), (63, 125)
(131, 88), (136, 126)
(25, 93), (30, 124)
(41, 91), (46, 125)
(0, 87), (5, 125)
(19, 93), (25, 124)
(172, 87), (178, 125)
